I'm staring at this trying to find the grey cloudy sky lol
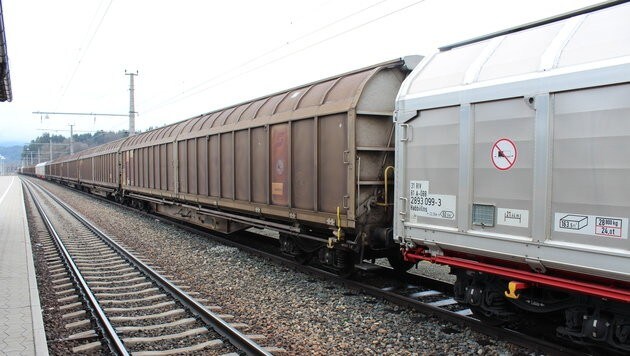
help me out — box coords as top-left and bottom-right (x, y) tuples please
(0, 0), (600, 144)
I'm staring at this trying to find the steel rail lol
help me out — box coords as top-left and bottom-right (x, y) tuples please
(31, 177), (588, 355)
(136, 211), (588, 356)
(338, 273), (586, 356)
(28, 178), (272, 356)
(23, 179), (129, 356)
(117, 207), (586, 356)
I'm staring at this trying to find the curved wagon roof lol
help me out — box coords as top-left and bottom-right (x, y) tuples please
(79, 137), (129, 159)
(121, 56), (420, 149)
(50, 152), (82, 164)
(397, 1), (630, 114)
(121, 121), (189, 149)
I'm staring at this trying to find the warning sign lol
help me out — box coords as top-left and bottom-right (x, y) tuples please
(554, 212), (628, 239)
(409, 180), (456, 222)
(491, 138), (517, 170)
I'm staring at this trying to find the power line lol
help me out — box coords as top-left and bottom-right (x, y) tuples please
(143, 0), (417, 114)
(151, 0), (391, 102)
(56, 0), (114, 108)
(37, 128), (94, 134)
(145, 0), (427, 114)
(33, 111), (126, 117)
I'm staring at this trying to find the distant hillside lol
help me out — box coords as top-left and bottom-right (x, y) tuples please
(0, 145), (23, 161)
(0, 140), (26, 146)
(0, 145), (25, 173)
(16, 130), (129, 167)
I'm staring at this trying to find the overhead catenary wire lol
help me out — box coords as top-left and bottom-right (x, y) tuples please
(56, 0), (114, 109)
(149, 0), (391, 101)
(142, 0), (426, 115)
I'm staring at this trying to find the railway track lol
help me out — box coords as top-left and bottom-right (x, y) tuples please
(27, 177), (589, 355)
(140, 213), (590, 355)
(344, 267), (586, 355)
(119, 208), (584, 355)
(23, 178), (279, 355)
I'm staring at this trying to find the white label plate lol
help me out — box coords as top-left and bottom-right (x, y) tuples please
(496, 208), (529, 228)
(409, 180), (456, 222)
(554, 212), (628, 239)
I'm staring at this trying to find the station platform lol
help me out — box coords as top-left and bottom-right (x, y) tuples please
(0, 176), (48, 355)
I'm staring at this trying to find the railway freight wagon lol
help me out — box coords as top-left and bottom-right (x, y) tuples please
(35, 162), (47, 178)
(395, 2), (630, 351)
(77, 138), (126, 196)
(19, 164), (35, 176)
(48, 152), (81, 185)
(118, 57), (420, 272)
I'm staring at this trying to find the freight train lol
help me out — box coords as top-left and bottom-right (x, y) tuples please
(20, 1), (630, 351)
(35, 56), (420, 275)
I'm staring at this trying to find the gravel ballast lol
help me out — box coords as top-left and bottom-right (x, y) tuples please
(33, 179), (533, 355)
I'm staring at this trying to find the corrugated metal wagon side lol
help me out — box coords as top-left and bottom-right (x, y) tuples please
(48, 152), (82, 186)
(78, 137), (129, 196)
(121, 57), (420, 271)
(395, 2), (630, 351)
(120, 121), (187, 197)
(20, 164), (36, 176)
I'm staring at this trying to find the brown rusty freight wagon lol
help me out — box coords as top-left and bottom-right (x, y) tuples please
(116, 57), (420, 272)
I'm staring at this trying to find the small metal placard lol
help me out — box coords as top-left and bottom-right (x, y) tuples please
(472, 204), (495, 227)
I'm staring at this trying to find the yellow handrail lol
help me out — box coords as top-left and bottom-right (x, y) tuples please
(376, 165), (395, 206)
(336, 206), (342, 241)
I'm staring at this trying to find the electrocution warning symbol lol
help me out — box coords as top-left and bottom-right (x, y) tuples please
(491, 138), (517, 170)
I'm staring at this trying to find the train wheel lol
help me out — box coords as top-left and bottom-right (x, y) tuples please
(335, 250), (355, 277)
(317, 248), (354, 276)
(387, 251), (415, 272)
(279, 233), (311, 264)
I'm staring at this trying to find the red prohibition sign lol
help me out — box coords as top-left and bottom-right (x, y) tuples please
(491, 138), (517, 170)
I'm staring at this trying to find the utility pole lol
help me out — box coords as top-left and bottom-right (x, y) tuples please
(27, 139), (70, 162)
(32, 112), (128, 146)
(69, 124), (74, 154)
(125, 70), (138, 136)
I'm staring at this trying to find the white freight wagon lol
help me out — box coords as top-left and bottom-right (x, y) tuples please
(394, 1), (630, 350)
